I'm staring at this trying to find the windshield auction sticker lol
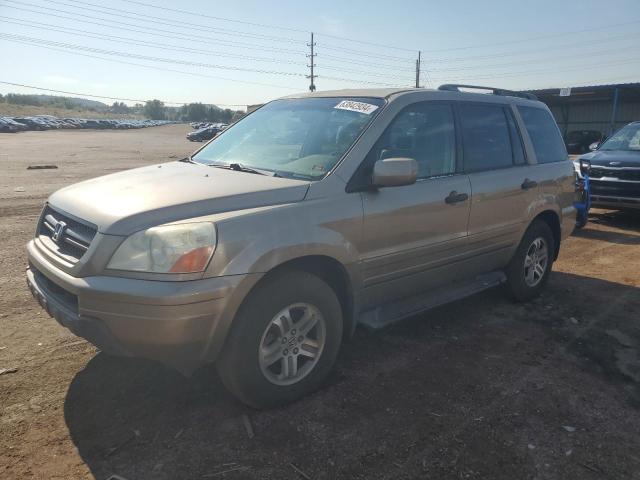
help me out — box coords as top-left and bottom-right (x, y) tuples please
(334, 100), (379, 115)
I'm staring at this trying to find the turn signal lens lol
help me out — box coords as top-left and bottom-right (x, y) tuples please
(169, 246), (214, 273)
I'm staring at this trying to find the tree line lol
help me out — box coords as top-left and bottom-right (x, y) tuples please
(143, 99), (243, 123)
(0, 93), (244, 122)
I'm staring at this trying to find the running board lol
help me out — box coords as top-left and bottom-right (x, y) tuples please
(358, 271), (507, 330)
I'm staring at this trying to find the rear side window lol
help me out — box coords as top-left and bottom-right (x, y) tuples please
(518, 106), (567, 164)
(459, 104), (514, 172)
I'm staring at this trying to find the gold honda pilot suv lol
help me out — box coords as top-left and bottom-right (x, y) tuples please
(27, 85), (576, 408)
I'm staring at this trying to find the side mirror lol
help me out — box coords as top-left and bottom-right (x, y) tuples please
(580, 158), (591, 176)
(372, 158), (418, 188)
(588, 142), (600, 151)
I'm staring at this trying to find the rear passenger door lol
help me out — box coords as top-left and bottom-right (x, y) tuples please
(458, 102), (537, 272)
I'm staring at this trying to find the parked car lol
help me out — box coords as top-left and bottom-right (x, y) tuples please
(14, 117), (49, 130)
(26, 85), (575, 408)
(0, 117), (19, 133)
(3, 117), (28, 131)
(576, 121), (640, 210)
(186, 124), (224, 141)
(565, 130), (603, 155)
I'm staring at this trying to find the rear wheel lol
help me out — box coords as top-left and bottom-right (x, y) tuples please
(504, 220), (555, 301)
(216, 271), (343, 408)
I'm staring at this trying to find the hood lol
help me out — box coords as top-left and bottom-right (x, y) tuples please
(579, 149), (640, 168)
(49, 161), (309, 235)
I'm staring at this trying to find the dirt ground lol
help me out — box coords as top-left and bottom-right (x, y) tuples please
(1, 125), (639, 480)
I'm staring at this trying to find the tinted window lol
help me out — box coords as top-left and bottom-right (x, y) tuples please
(373, 103), (456, 178)
(518, 106), (567, 163)
(459, 104), (513, 172)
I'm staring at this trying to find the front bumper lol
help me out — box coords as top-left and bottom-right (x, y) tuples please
(26, 239), (258, 374)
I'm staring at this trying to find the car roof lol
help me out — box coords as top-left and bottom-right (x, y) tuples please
(281, 87), (542, 106)
(282, 88), (420, 100)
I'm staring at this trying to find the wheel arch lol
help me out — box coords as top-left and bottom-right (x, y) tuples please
(532, 210), (561, 260)
(249, 255), (356, 342)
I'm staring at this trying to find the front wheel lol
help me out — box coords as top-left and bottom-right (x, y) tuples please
(504, 220), (555, 302)
(216, 271), (343, 409)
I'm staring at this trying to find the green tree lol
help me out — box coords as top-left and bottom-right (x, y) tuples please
(143, 99), (166, 120)
(111, 101), (130, 114)
(185, 102), (208, 121)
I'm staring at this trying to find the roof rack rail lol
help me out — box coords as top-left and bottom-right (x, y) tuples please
(438, 84), (538, 101)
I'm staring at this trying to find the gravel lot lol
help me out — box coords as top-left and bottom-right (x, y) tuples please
(1, 125), (639, 480)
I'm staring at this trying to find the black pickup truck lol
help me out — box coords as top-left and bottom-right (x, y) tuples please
(578, 121), (640, 211)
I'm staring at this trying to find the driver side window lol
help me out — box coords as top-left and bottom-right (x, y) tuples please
(374, 102), (457, 178)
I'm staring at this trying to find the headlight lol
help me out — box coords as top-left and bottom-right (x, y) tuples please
(572, 160), (582, 176)
(108, 222), (216, 273)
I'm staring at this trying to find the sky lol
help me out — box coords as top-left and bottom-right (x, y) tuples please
(0, 0), (639, 109)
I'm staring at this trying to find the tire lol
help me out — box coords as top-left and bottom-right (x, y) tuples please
(504, 220), (555, 302)
(216, 270), (343, 409)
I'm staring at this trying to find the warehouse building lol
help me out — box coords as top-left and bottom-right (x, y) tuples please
(526, 82), (640, 139)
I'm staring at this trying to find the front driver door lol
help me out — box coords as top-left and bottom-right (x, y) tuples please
(358, 101), (471, 308)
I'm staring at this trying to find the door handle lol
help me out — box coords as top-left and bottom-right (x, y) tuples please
(445, 191), (469, 204)
(521, 178), (538, 190)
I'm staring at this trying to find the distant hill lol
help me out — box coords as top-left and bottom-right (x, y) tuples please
(32, 94), (109, 110)
(0, 92), (110, 111)
(0, 103), (144, 120)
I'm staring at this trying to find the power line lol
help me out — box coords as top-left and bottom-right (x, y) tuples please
(0, 38), (299, 90)
(418, 18), (640, 53)
(38, 0), (306, 44)
(120, 0), (310, 34)
(0, 32), (305, 77)
(314, 32), (416, 53)
(0, 80), (249, 106)
(121, 0), (421, 54)
(1, 3), (308, 55)
(431, 57), (640, 82)
(0, 16), (303, 65)
(421, 31), (640, 64)
(313, 30), (640, 73)
(118, 0), (640, 61)
(5, 0), (629, 73)
(319, 75), (408, 87)
(30, 0), (640, 72)
(317, 42), (415, 62)
(524, 75), (640, 91)
(1, 17), (415, 84)
(318, 53), (416, 72)
(315, 64), (415, 80)
(427, 46), (639, 73)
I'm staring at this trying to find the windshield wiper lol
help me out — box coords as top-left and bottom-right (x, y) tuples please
(179, 155), (196, 163)
(209, 162), (279, 177)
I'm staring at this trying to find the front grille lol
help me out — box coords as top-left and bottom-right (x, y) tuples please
(589, 167), (640, 181)
(591, 180), (640, 199)
(37, 205), (97, 262)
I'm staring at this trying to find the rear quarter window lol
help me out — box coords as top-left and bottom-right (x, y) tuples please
(518, 106), (567, 164)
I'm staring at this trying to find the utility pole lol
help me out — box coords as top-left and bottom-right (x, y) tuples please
(415, 50), (421, 88)
(307, 32), (317, 92)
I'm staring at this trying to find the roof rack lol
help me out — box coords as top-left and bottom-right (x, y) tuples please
(438, 84), (538, 101)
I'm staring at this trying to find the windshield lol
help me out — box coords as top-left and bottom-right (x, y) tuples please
(599, 123), (640, 152)
(192, 97), (385, 180)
